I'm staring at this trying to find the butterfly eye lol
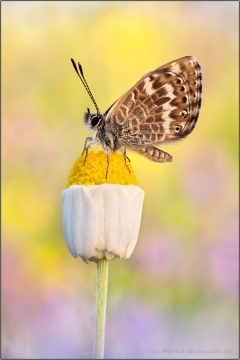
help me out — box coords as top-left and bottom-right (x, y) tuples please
(180, 109), (188, 118)
(174, 125), (182, 133)
(91, 115), (101, 127)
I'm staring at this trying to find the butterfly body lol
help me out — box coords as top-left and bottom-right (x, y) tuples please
(71, 56), (202, 176)
(84, 111), (173, 163)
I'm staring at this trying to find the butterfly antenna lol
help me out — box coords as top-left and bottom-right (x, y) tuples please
(71, 58), (100, 114)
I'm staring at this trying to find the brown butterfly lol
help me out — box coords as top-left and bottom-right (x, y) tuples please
(71, 56), (202, 177)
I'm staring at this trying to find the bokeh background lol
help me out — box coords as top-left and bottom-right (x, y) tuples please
(2, 1), (238, 359)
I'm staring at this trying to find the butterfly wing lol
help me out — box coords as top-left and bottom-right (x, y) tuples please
(104, 56), (202, 148)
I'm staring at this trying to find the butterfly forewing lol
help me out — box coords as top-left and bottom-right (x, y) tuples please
(105, 56), (202, 146)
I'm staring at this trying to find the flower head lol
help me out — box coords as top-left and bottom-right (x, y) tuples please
(62, 151), (144, 263)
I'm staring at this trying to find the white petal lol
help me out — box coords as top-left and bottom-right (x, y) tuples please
(62, 185), (97, 259)
(90, 185), (108, 252)
(124, 187), (145, 258)
(103, 185), (131, 253)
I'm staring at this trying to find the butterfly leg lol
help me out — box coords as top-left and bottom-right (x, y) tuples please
(82, 137), (100, 164)
(105, 149), (111, 179)
(122, 147), (131, 162)
(83, 145), (89, 165)
(137, 146), (173, 162)
(122, 147), (131, 173)
(82, 137), (92, 155)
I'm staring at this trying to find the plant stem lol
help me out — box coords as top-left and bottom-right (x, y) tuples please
(94, 258), (109, 359)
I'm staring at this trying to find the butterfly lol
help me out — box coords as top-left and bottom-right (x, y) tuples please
(71, 56), (202, 178)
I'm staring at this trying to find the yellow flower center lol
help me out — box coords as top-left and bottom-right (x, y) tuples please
(66, 151), (138, 187)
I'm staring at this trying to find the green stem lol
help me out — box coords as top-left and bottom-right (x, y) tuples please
(94, 258), (109, 359)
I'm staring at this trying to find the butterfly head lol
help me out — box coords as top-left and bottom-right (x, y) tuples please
(84, 108), (102, 131)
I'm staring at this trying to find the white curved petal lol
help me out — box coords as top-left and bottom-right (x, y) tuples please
(62, 185), (98, 259)
(124, 187), (145, 258)
(91, 185), (108, 252)
(103, 185), (131, 253)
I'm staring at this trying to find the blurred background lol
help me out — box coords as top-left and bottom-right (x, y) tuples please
(2, 1), (238, 359)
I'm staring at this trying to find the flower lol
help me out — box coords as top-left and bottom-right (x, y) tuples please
(62, 151), (144, 263)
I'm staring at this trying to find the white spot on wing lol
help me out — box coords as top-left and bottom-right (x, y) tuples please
(160, 83), (177, 133)
(143, 77), (155, 95)
(170, 62), (181, 74)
